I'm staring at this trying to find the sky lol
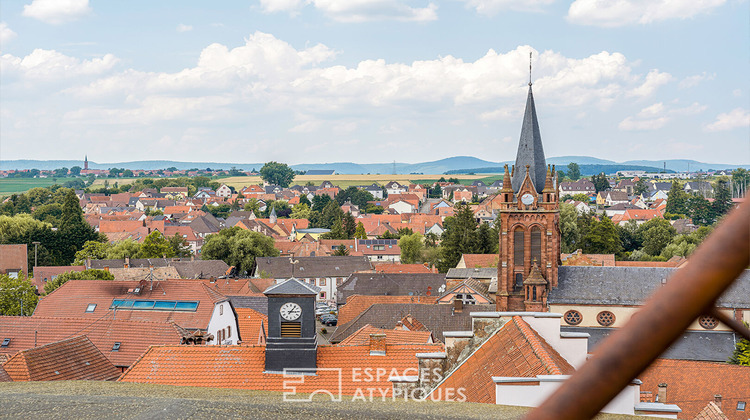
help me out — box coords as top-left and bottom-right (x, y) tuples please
(1, 0), (748, 166)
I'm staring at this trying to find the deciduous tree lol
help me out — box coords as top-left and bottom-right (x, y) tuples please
(44, 269), (114, 295)
(399, 232), (424, 264)
(0, 273), (38, 316)
(259, 161), (295, 188)
(201, 227), (279, 275)
(567, 163), (581, 181)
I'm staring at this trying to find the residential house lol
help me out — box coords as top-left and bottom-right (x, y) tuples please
(253, 256), (373, 303)
(603, 191), (630, 207)
(357, 239), (400, 262)
(363, 183), (384, 199)
(385, 181), (407, 195)
(216, 184), (232, 198)
(336, 272), (445, 305)
(684, 181), (714, 197)
(558, 179), (596, 197)
(0, 244), (28, 278)
(337, 294), (438, 326)
(31, 265), (85, 292)
(445, 267), (497, 292)
(455, 254), (499, 269)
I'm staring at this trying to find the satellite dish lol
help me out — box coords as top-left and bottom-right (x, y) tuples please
(408, 292), (413, 296)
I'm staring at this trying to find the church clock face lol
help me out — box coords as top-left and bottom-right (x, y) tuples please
(521, 193), (534, 205)
(280, 302), (302, 321)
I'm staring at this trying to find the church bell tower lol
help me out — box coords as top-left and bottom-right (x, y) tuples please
(496, 60), (560, 312)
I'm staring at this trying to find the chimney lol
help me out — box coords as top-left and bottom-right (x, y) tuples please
(103, 266), (109, 272)
(86, 258), (91, 269)
(453, 299), (463, 313)
(657, 383), (667, 403)
(369, 334), (387, 356)
(714, 395), (722, 409)
(124, 257), (130, 268)
(191, 254), (195, 262)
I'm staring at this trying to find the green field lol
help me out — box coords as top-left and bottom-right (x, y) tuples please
(0, 177), (80, 196)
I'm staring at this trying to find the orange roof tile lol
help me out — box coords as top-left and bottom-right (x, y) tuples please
(235, 308), (267, 345)
(119, 343), (443, 395)
(0, 316), (184, 368)
(694, 402), (729, 420)
(338, 325), (433, 346)
(460, 254), (498, 268)
(0, 364), (11, 382)
(338, 295), (438, 326)
(3, 336), (121, 382)
(33, 279), (225, 330)
(639, 359), (750, 420)
(430, 316), (574, 403)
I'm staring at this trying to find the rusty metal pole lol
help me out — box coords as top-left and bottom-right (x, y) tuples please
(526, 203), (750, 420)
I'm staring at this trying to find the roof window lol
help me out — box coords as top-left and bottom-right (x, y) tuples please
(110, 299), (199, 312)
(85, 304), (97, 313)
(112, 342), (121, 351)
(737, 401), (746, 411)
(1, 338), (10, 347)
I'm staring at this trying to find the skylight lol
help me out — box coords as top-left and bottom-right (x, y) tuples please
(110, 299), (199, 312)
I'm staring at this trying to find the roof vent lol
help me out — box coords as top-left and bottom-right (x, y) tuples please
(112, 342), (121, 351)
(1, 338), (10, 347)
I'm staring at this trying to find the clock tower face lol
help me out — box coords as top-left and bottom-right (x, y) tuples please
(279, 302), (302, 321)
(521, 193), (534, 205)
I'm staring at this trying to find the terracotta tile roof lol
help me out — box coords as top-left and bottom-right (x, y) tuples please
(338, 325), (433, 346)
(396, 315), (429, 332)
(560, 252), (616, 267)
(337, 272), (445, 304)
(119, 343), (443, 395)
(638, 359), (750, 420)
(373, 263), (435, 274)
(430, 316), (574, 404)
(0, 364), (11, 382)
(459, 254), (498, 268)
(31, 265), (85, 292)
(0, 244), (27, 276)
(694, 402), (729, 420)
(33, 279), (224, 330)
(0, 316), (184, 368)
(3, 336), (121, 382)
(235, 308), (267, 345)
(337, 295), (438, 326)
(614, 260), (684, 267)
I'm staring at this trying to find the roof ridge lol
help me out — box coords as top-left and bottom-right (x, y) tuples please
(512, 316), (562, 375)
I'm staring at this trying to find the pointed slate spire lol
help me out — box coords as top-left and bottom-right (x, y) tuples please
(269, 206), (277, 224)
(511, 84), (547, 194)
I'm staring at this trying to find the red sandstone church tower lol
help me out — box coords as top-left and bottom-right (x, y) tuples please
(495, 80), (560, 312)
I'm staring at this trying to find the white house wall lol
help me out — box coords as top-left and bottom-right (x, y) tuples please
(207, 301), (240, 345)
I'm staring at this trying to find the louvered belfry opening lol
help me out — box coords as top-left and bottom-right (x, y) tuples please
(280, 322), (302, 337)
(531, 226), (542, 265)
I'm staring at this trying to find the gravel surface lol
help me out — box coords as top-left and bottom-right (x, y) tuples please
(0, 381), (648, 420)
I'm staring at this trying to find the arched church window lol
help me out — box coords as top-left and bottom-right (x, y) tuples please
(531, 226), (542, 264)
(597, 311), (615, 327)
(514, 228), (524, 267)
(564, 310), (582, 325)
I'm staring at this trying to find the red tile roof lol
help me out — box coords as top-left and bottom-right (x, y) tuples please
(694, 402), (729, 420)
(2, 336), (121, 382)
(459, 254), (498, 268)
(373, 263), (434, 274)
(0, 364), (11, 382)
(119, 343), (443, 395)
(235, 308), (267, 345)
(31, 265), (85, 292)
(338, 325), (433, 346)
(0, 316), (184, 368)
(430, 316), (574, 404)
(638, 359), (750, 420)
(337, 295), (438, 326)
(33, 279), (225, 330)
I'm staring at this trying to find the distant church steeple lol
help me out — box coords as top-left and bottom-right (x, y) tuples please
(84, 155), (89, 170)
(511, 53), (547, 194)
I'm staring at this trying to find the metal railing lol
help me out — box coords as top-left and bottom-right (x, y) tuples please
(526, 202), (750, 420)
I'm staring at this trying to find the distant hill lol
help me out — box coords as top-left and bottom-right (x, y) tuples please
(445, 164), (672, 176)
(1, 156), (747, 174)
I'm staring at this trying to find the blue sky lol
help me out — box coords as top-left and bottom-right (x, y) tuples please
(1, 0), (748, 166)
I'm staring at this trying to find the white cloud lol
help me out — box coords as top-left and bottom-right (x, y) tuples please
(459, 0), (555, 16)
(705, 108), (750, 132)
(177, 24), (193, 32)
(1, 49), (118, 81)
(260, 0), (438, 22)
(0, 23), (17, 45)
(22, 0), (92, 24)
(39, 34), (665, 127)
(567, 0), (726, 27)
(679, 72), (714, 89)
(619, 101), (707, 131)
(628, 69), (672, 97)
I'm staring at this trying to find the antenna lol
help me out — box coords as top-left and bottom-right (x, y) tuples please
(529, 51), (533, 86)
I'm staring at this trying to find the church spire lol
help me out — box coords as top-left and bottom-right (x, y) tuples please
(511, 76), (547, 194)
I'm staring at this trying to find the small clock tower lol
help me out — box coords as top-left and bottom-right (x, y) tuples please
(264, 278), (320, 373)
(496, 80), (560, 312)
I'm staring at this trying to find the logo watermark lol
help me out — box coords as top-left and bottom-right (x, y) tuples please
(281, 367), (466, 403)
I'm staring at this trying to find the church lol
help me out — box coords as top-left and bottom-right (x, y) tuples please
(494, 80), (560, 313)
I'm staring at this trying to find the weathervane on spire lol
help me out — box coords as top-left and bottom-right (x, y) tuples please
(529, 51), (533, 86)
